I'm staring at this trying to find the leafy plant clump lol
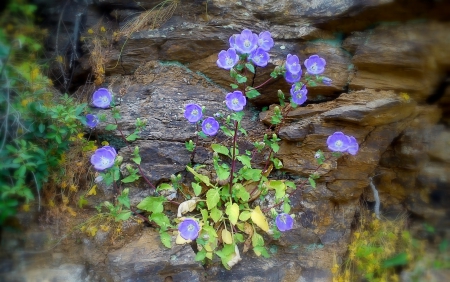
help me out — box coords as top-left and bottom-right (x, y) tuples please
(86, 28), (360, 269)
(0, 0), (90, 223)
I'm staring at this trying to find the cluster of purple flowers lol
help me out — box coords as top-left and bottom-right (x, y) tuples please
(86, 88), (118, 171)
(217, 29), (274, 69)
(326, 132), (359, 155)
(85, 88), (113, 129)
(183, 91), (247, 136)
(184, 104), (220, 136)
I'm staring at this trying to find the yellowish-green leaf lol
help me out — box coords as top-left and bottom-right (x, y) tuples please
(239, 211), (252, 221)
(186, 166), (212, 187)
(251, 206), (269, 232)
(222, 229), (233, 244)
(226, 202), (240, 225)
(210, 207), (223, 223)
(206, 188), (220, 210)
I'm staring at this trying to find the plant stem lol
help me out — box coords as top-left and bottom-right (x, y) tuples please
(228, 120), (239, 195)
(189, 123), (200, 164)
(254, 77), (274, 90)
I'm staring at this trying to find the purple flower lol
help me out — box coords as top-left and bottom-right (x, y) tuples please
(229, 34), (237, 49)
(202, 117), (219, 136)
(322, 77), (332, 86)
(234, 29), (259, 54)
(284, 70), (302, 84)
(285, 54), (301, 74)
(86, 114), (99, 128)
(249, 47), (270, 67)
(327, 132), (351, 152)
(290, 84), (308, 105)
(217, 48), (239, 70)
(304, 55), (326, 75)
(90, 145), (117, 171)
(178, 218), (200, 240)
(276, 213), (293, 232)
(257, 31), (274, 51)
(347, 136), (359, 155)
(92, 88), (112, 108)
(184, 104), (203, 123)
(225, 91), (247, 111)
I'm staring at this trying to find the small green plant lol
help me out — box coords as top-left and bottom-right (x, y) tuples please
(0, 0), (88, 223)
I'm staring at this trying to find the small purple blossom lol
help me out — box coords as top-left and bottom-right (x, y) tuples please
(234, 29), (259, 54)
(290, 84), (308, 105)
(184, 104), (203, 123)
(229, 34), (237, 49)
(217, 48), (239, 70)
(92, 88), (112, 108)
(86, 114), (99, 128)
(225, 91), (247, 112)
(178, 218), (200, 240)
(327, 132), (351, 152)
(284, 70), (302, 84)
(249, 47), (270, 67)
(257, 31), (274, 51)
(322, 77), (332, 86)
(202, 117), (219, 136)
(304, 55), (326, 75)
(285, 54), (301, 74)
(90, 145), (117, 171)
(276, 213), (294, 232)
(347, 136), (359, 155)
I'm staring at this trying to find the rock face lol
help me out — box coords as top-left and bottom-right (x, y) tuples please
(5, 0), (450, 281)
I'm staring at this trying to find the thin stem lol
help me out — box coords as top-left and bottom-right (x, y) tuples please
(254, 77), (274, 90)
(189, 123), (200, 164)
(228, 120), (239, 195)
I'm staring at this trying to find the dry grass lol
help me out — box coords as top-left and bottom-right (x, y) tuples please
(119, 0), (180, 37)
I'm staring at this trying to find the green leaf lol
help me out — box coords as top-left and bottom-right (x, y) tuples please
(132, 146), (141, 165)
(245, 63), (255, 73)
(206, 188), (220, 210)
(211, 144), (229, 156)
(226, 202), (239, 225)
(308, 177), (316, 188)
(239, 168), (262, 181)
(245, 89), (260, 99)
(253, 246), (270, 258)
(159, 231), (172, 248)
(195, 249), (207, 261)
(185, 140), (195, 152)
(382, 253), (408, 268)
(115, 210), (131, 222)
(283, 202), (291, 214)
(38, 123), (45, 133)
(186, 166), (212, 187)
(78, 196), (88, 209)
(272, 158), (283, 169)
(210, 207), (223, 223)
(117, 189), (130, 208)
(192, 182), (202, 196)
(201, 209), (209, 223)
(252, 232), (264, 247)
(236, 155), (252, 168)
(137, 196), (166, 213)
(270, 142), (280, 153)
(105, 124), (117, 131)
(236, 74), (247, 84)
(235, 185), (250, 202)
(234, 233), (245, 243)
(230, 83), (239, 89)
(157, 183), (173, 191)
(126, 133), (139, 141)
(150, 213), (171, 231)
(239, 211), (251, 221)
(121, 173), (140, 183)
(215, 163), (230, 181)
